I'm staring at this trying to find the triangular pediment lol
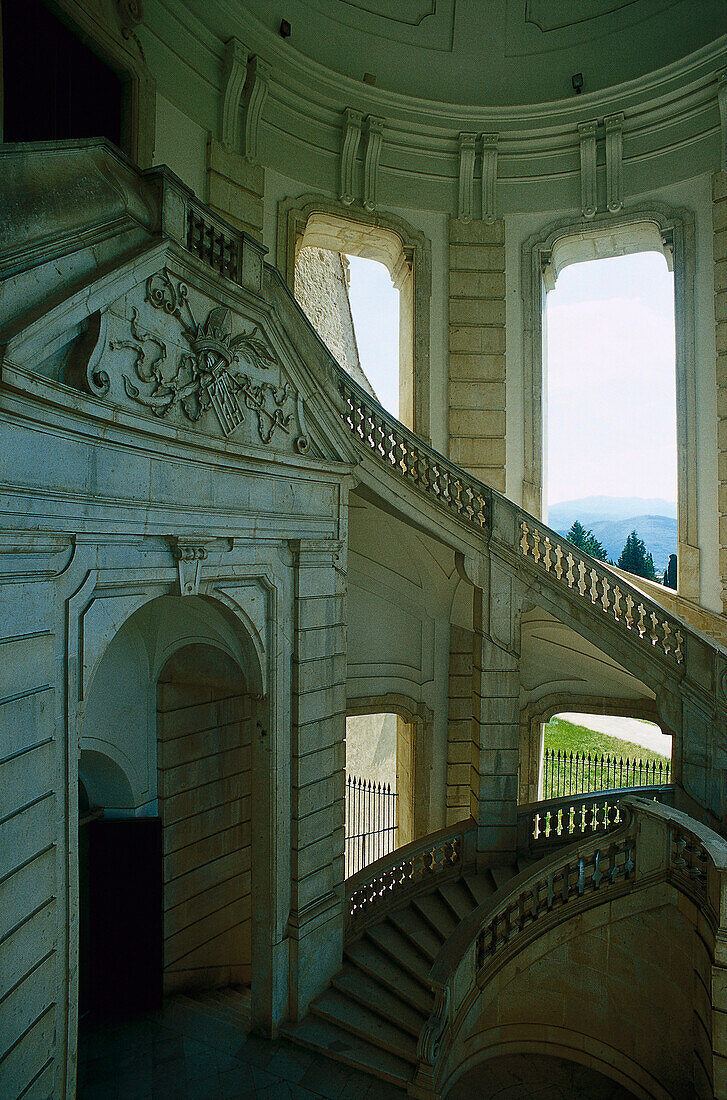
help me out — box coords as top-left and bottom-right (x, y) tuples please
(5, 244), (356, 466)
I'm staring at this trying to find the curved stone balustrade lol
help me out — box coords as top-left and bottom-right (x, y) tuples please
(338, 376), (490, 532)
(519, 517), (685, 664)
(411, 797), (727, 1096)
(517, 785), (674, 855)
(345, 818), (477, 938)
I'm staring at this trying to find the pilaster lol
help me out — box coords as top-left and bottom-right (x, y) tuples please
(713, 171), (727, 611)
(288, 539), (346, 1019)
(448, 217), (506, 492)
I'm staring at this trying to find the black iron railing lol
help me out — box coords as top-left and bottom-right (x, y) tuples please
(345, 775), (398, 877)
(542, 748), (671, 799)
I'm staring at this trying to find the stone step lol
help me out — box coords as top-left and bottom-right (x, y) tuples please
(365, 922), (432, 985)
(312, 988), (418, 1064)
(387, 904), (443, 960)
(344, 939), (433, 1016)
(281, 1015), (412, 1090)
(411, 891), (458, 940)
(438, 879), (477, 922)
(462, 871), (497, 909)
(332, 966), (427, 1038)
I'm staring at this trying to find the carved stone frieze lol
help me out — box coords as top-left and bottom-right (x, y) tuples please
(66, 268), (311, 452)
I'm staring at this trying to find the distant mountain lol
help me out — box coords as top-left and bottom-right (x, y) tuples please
(548, 497), (677, 574)
(547, 496), (677, 529)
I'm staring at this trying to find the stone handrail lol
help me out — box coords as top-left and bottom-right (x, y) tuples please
(337, 374), (490, 533)
(517, 785), (674, 855)
(345, 818), (477, 939)
(518, 514), (685, 665)
(412, 797), (727, 1094)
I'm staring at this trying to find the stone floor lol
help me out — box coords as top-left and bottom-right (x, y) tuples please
(77, 996), (407, 1099)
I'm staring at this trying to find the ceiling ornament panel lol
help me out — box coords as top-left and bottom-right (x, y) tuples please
(508, 0), (682, 56)
(300, 0), (455, 50)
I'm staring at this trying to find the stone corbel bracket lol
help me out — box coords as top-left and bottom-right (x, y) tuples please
(242, 54), (271, 162)
(457, 133), (477, 222)
(220, 37), (250, 150)
(167, 537), (208, 596)
(578, 119), (598, 218)
(605, 112), (624, 213)
(363, 115), (385, 212)
(481, 132), (499, 223)
(340, 108), (363, 205)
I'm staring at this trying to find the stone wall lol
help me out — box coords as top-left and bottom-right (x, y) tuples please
(157, 646), (253, 993)
(448, 219), (506, 492)
(295, 247), (373, 393)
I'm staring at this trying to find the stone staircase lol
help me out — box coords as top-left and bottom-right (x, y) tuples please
(282, 862), (530, 1089)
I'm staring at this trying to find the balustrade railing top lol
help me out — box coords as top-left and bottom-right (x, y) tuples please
(337, 373), (490, 533)
(518, 515), (685, 665)
(517, 786), (673, 854)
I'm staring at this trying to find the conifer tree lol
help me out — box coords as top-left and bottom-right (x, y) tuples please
(566, 520), (608, 561)
(617, 531), (657, 580)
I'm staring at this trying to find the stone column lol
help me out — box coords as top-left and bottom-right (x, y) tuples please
(446, 624), (475, 825)
(713, 172), (727, 611)
(448, 218), (506, 492)
(287, 539), (346, 1019)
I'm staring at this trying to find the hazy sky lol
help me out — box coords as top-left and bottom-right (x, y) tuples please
(546, 251), (676, 506)
(346, 255), (400, 417)
(346, 249), (677, 508)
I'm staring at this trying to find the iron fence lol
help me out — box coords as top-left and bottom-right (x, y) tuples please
(345, 775), (398, 877)
(542, 748), (671, 799)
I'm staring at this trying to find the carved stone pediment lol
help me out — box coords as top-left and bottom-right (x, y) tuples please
(66, 267), (311, 454)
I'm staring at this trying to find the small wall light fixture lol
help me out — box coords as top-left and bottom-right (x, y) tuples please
(280, 18), (291, 38)
(572, 72), (584, 95)
(362, 72), (376, 86)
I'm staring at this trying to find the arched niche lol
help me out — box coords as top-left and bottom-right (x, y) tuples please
(521, 203), (698, 599)
(277, 193), (432, 440)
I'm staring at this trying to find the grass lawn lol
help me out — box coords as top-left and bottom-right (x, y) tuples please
(542, 717), (671, 796)
(543, 717), (670, 766)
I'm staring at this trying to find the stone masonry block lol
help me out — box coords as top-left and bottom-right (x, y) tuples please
(450, 244), (505, 271)
(449, 298), (506, 326)
(449, 271), (506, 298)
(449, 353), (505, 382)
(449, 409), (506, 438)
(449, 326), (506, 354)
(449, 380), (505, 409)
(449, 217), (504, 245)
(450, 437), (506, 467)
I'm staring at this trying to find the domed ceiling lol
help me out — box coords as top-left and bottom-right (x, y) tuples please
(239, 0), (727, 106)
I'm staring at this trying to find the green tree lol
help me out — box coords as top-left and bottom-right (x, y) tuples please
(617, 531), (657, 580)
(566, 520), (608, 561)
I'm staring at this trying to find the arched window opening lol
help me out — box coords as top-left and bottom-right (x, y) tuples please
(293, 212), (410, 424)
(539, 712), (673, 800)
(345, 712), (414, 876)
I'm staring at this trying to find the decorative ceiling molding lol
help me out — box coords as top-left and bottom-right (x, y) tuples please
(457, 133), (476, 222)
(718, 70), (727, 172)
(578, 120), (598, 218)
(605, 112), (624, 212)
(220, 37), (249, 149)
(363, 116), (385, 212)
(241, 54), (271, 161)
(481, 133), (499, 223)
(340, 108), (363, 206)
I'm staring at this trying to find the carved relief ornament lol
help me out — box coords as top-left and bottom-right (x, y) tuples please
(75, 268), (310, 452)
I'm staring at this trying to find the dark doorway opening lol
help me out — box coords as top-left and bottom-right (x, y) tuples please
(1, 0), (123, 147)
